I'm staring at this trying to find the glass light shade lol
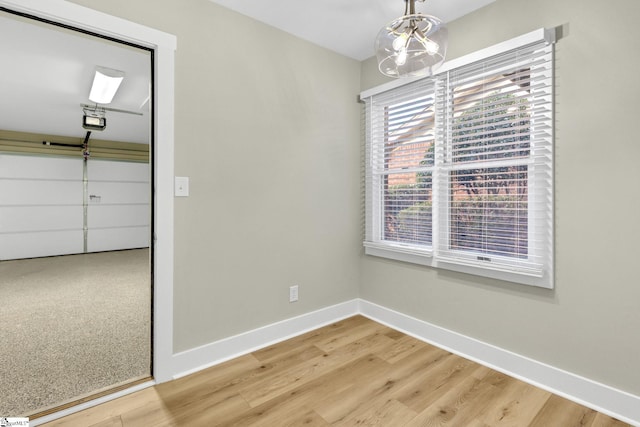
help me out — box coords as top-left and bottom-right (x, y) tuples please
(375, 14), (448, 78)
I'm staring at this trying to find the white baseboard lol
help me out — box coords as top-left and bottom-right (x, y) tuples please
(358, 299), (640, 427)
(170, 299), (360, 379)
(35, 298), (640, 426)
(30, 300), (359, 426)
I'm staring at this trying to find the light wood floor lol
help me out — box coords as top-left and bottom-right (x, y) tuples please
(42, 316), (629, 426)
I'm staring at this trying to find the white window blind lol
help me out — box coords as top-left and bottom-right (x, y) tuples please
(363, 30), (554, 288)
(364, 78), (437, 256)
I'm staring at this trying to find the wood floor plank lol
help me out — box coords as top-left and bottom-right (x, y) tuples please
(42, 387), (166, 427)
(313, 317), (394, 353)
(88, 415), (123, 427)
(252, 316), (370, 362)
(311, 358), (397, 423)
(316, 342), (465, 423)
(278, 410), (331, 427)
(41, 316), (632, 427)
(471, 376), (551, 426)
(383, 329), (407, 340)
(239, 331), (394, 407)
(529, 394), (598, 427)
(117, 402), (178, 427)
(374, 334), (430, 363)
(154, 354), (261, 399)
(591, 412), (634, 427)
(393, 351), (485, 413)
(333, 398), (417, 426)
(156, 344), (323, 418)
(312, 336), (444, 422)
(217, 355), (389, 426)
(135, 393), (249, 427)
(404, 368), (507, 426)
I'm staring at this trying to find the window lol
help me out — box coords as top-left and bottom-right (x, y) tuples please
(363, 29), (554, 288)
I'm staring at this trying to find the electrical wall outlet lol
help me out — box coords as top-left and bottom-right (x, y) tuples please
(289, 285), (299, 303)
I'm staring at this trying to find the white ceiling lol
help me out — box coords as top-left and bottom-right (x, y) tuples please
(0, 11), (151, 144)
(207, 0), (497, 61)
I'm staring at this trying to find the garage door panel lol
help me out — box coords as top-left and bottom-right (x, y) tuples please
(87, 181), (150, 204)
(0, 230), (83, 260)
(0, 205), (83, 233)
(87, 226), (150, 253)
(0, 179), (82, 206)
(0, 155), (82, 180)
(88, 160), (149, 182)
(0, 155), (150, 259)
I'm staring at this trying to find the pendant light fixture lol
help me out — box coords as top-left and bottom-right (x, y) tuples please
(375, 0), (448, 78)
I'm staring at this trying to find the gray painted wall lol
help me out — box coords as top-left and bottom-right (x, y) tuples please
(361, 0), (640, 396)
(67, 0), (640, 398)
(69, 0), (362, 353)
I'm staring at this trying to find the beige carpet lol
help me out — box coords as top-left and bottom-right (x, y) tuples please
(0, 249), (151, 416)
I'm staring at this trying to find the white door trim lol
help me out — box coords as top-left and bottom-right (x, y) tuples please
(0, 0), (176, 384)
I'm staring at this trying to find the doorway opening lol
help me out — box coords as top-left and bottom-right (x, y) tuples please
(0, 8), (155, 418)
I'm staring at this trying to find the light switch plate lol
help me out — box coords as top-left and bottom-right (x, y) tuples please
(175, 176), (189, 197)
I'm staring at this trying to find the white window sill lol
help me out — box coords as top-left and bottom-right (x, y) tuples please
(364, 242), (553, 289)
(364, 242), (433, 267)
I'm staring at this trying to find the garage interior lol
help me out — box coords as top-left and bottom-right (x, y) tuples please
(0, 10), (153, 416)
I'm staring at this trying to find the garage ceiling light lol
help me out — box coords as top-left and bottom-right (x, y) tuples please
(82, 114), (106, 131)
(89, 66), (125, 104)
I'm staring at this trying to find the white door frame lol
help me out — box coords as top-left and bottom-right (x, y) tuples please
(0, 0), (176, 406)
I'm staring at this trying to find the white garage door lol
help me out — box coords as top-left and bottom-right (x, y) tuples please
(0, 154), (149, 260)
(87, 159), (150, 252)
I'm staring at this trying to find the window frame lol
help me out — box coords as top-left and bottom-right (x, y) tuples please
(362, 28), (555, 289)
